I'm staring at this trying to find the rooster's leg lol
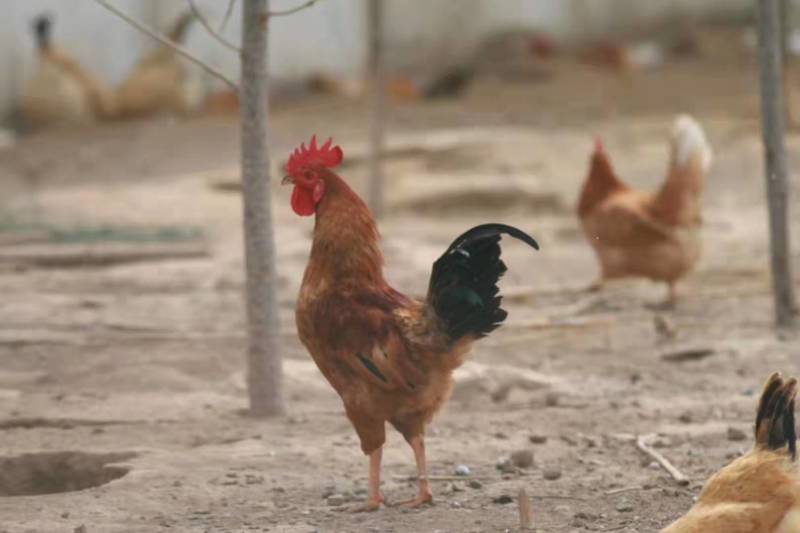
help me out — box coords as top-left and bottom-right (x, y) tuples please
(393, 435), (433, 508)
(351, 447), (384, 512)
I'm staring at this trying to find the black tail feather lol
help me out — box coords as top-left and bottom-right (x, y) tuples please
(427, 223), (539, 341)
(32, 14), (52, 51)
(442, 223), (539, 255)
(755, 372), (797, 460)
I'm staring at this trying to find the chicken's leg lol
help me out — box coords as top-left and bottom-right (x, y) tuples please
(658, 282), (679, 309)
(393, 435), (433, 508)
(351, 446), (384, 512)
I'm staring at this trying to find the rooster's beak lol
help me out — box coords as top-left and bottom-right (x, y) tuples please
(281, 175), (294, 185)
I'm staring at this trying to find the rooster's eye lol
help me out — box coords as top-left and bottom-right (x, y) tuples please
(304, 171), (315, 181)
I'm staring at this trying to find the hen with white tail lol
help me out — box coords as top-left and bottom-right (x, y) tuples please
(577, 114), (712, 305)
(672, 114), (713, 173)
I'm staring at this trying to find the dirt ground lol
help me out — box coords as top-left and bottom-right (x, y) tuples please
(2, 36), (800, 533)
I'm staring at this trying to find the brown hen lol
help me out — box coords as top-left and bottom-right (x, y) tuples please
(20, 15), (117, 129)
(115, 12), (199, 119)
(577, 114), (712, 304)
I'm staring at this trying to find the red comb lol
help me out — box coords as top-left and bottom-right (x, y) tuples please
(286, 135), (343, 175)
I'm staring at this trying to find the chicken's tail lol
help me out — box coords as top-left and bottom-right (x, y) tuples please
(755, 372), (798, 460)
(32, 14), (53, 51)
(426, 224), (539, 341)
(669, 114), (712, 175)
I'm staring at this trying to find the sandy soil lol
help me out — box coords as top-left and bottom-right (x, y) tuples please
(2, 39), (800, 533)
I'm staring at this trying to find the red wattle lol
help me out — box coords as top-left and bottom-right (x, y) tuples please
(291, 186), (316, 216)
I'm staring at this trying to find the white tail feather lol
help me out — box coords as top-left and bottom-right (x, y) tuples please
(671, 114), (712, 173)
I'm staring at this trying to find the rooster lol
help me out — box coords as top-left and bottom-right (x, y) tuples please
(283, 136), (539, 510)
(577, 114), (712, 305)
(19, 14), (117, 130)
(114, 12), (199, 118)
(662, 372), (800, 532)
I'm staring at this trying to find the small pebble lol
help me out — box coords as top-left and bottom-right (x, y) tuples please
(495, 458), (516, 474)
(678, 412), (692, 424)
(326, 494), (346, 506)
(469, 480), (483, 489)
(529, 434), (548, 444)
(727, 427), (747, 442)
(74, 527), (87, 533)
(616, 501), (634, 513)
(493, 494), (513, 504)
(510, 449), (534, 469)
(454, 464), (471, 476)
(542, 468), (562, 481)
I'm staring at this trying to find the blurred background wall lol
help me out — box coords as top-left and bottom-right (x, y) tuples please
(0, 0), (758, 121)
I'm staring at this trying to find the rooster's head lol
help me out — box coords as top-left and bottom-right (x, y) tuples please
(282, 135), (343, 216)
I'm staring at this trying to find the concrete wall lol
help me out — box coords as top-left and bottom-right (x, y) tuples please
(2, 0), (757, 120)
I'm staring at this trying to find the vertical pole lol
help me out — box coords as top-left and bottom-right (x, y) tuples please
(366, 0), (386, 218)
(240, 0), (284, 415)
(780, 0), (793, 126)
(756, 0), (798, 328)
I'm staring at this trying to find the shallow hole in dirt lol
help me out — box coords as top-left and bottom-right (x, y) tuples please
(0, 451), (137, 496)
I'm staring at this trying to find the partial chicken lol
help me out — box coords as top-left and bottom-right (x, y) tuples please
(662, 372), (800, 532)
(114, 12), (199, 118)
(19, 15), (117, 130)
(283, 136), (539, 510)
(579, 41), (665, 77)
(577, 114), (712, 304)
